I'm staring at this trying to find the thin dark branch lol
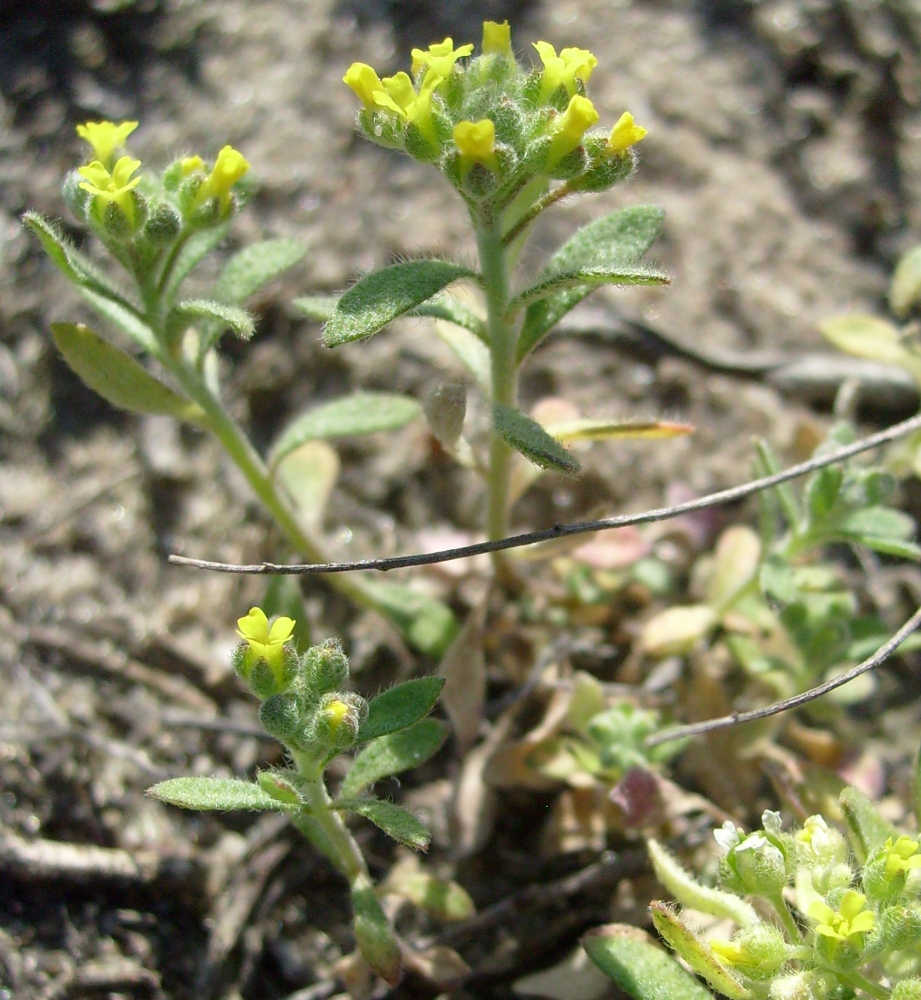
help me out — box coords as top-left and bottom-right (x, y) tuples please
(168, 411), (921, 575)
(646, 604), (921, 746)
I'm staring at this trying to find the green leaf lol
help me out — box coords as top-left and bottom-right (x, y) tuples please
(269, 392), (422, 467)
(77, 287), (158, 352)
(806, 465), (844, 520)
(174, 299), (255, 344)
(332, 797), (430, 850)
(147, 775), (291, 811)
(51, 323), (207, 425)
(362, 580), (459, 657)
(340, 719), (448, 798)
(23, 212), (132, 305)
(161, 225), (230, 305)
(891, 245), (921, 319)
(646, 840), (758, 927)
(213, 238), (307, 304)
(583, 925), (716, 1000)
(517, 205), (666, 362)
(833, 506), (921, 559)
(293, 294), (339, 322)
(351, 876), (402, 984)
(493, 404), (580, 474)
(759, 555), (798, 605)
(511, 264), (669, 313)
(358, 677), (445, 743)
(650, 904), (754, 1000)
(819, 314), (921, 384)
(382, 869), (475, 921)
(324, 260), (475, 346)
(840, 786), (899, 864)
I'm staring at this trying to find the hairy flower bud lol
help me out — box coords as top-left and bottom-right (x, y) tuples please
(893, 979), (921, 1000)
(259, 692), (304, 744)
(308, 691), (369, 751)
(710, 924), (790, 980)
(142, 202), (183, 246)
(302, 639), (350, 698)
(715, 821), (790, 898)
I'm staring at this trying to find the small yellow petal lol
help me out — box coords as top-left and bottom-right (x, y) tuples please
(453, 118), (497, 170)
(607, 111), (647, 153)
(343, 62), (384, 109)
(268, 616), (296, 644)
(76, 120), (138, 167)
(482, 20), (513, 58)
(237, 607), (270, 643)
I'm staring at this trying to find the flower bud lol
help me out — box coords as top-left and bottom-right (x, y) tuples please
(893, 979), (921, 1000)
(233, 607), (298, 699)
(877, 905), (921, 951)
(301, 639), (350, 698)
(308, 691), (369, 751)
(769, 971), (832, 1000)
(142, 202), (183, 246)
(710, 924), (790, 980)
(259, 691), (304, 744)
(568, 138), (636, 193)
(423, 382), (467, 447)
(863, 835), (921, 904)
(715, 822), (790, 898)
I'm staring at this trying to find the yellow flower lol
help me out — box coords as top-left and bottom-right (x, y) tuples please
(179, 155), (205, 176)
(546, 94), (599, 167)
(809, 890), (876, 945)
(343, 62), (385, 110)
(883, 836), (921, 877)
(411, 37), (473, 80)
(533, 41), (597, 101)
(373, 71), (442, 145)
(76, 120), (138, 168)
(482, 20), (513, 58)
(453, 119), (498, 172)
(77, 155), (142, 225)
(606, 111), (647, 153)
(195, 145), (250, 209)
(236, 607), (295, 672)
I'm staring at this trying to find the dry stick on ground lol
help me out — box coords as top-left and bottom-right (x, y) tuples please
(169, 410), (921, 738)
(169, 411), (921, 575)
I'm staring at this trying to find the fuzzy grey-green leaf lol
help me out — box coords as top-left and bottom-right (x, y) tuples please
(361, 581), (458, 657)
(51, 323), (207, 424)
(493, 404), (580, 474)
(176, 299), (255, 340)
(511, 264), (669, 313)
(162, 225), (229, 305)
(148, 776), (291, 811)
(324, 260), (474, 346)
(518, 205), (666, 361)
(340, 719), (449, 798)
(269, 393), (422, 466)
(213, 239), (307, 304)
(332, 797), (431, 850)
(358, 677), (445, 743)
(583, 926), (715, 1000)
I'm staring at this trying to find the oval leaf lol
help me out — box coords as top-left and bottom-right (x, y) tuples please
(891, 245), (921, 319)
(51, 323), (206, 425)
(819, 314), (921, 381)
(273, 439), (340, 529)
(332, 797), (431, 850)
(358, 677), (445, 743)
(383, 866), (475, 921)
(175, 299), (255, 341)
(518, 205), (666, 361)
(351, 878), (403, 984)
(147, 775), (290, 811)
(362, 580), (458, 657)
(269, 392), (422, 466)
(511, 265), (669, 313)
(324, 260), (475, 346)
(340, 719), (449, 798)
(213, 238), (307, 304)
(494, 404), (580, 474)
(583, 925), (716, 1000)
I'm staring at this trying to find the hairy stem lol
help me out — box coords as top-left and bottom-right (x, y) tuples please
(476, 221), (518, 584)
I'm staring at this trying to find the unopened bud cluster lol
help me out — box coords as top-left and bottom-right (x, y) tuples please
(65, 119), (250, 249)
(232, 608), (368, 755)
(344, 21), (647, 220)
(658, 807), (921, 1000)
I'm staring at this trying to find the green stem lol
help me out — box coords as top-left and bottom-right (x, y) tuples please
(168, 358), (381, 616)
(501, 181), (573, 247)
(768, 893), (803, 946)
(292, 753), (369, 883)
(839, 971), (889, 1000)
(475, 221), (518, 583)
